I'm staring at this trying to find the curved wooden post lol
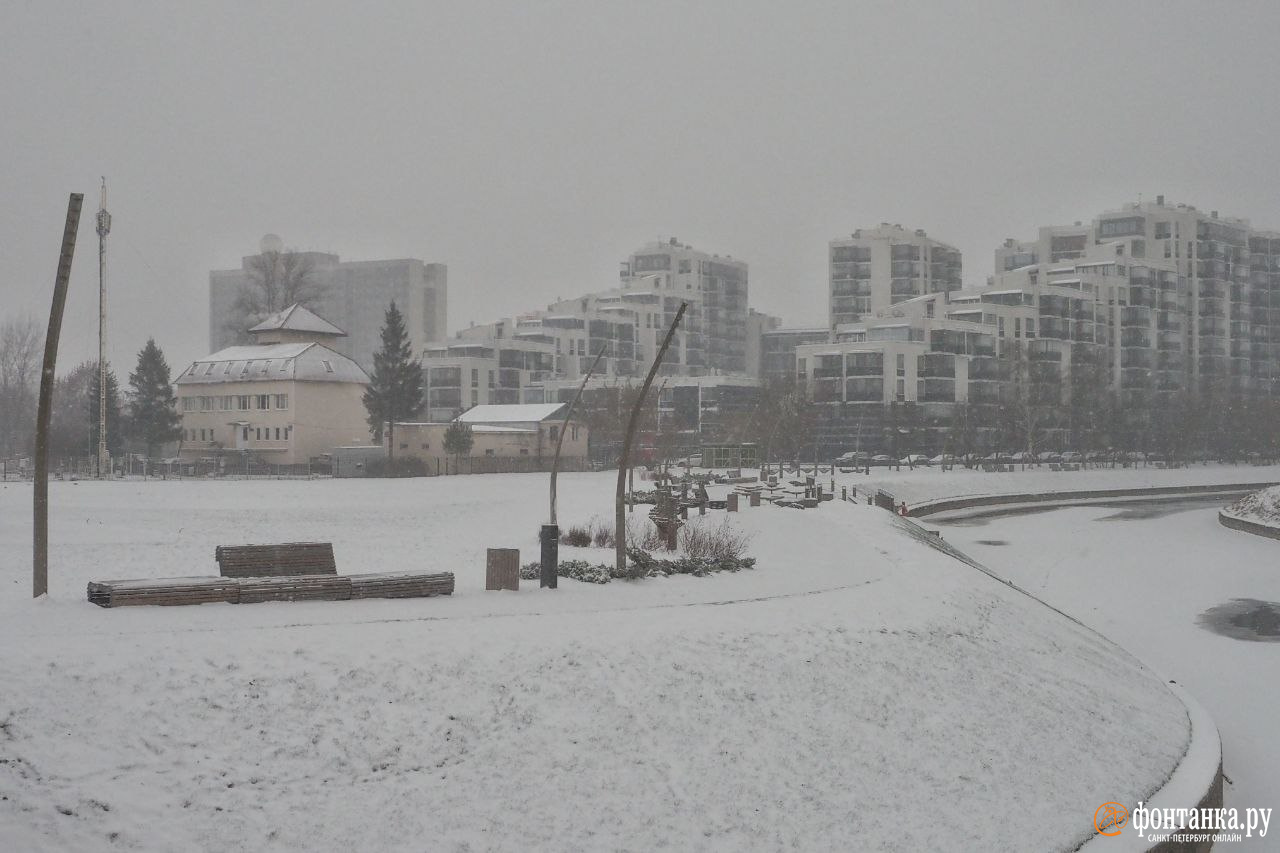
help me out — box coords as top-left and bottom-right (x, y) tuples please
(616, 302), (687, 572)
(550, 348), (605, 525)
(34, 193), (84, 597)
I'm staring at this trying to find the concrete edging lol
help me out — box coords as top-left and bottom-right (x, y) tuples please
(1217, 509), (1280, 542)
(904, 482), (1280, 518)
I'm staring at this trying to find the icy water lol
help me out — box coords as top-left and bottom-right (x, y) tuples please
(930, 496), (1280, 844)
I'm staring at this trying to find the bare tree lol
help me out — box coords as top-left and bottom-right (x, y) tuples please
(0, 315), (44, 458)
(226, 250), (324, 343)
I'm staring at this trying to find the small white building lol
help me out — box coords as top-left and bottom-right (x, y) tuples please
(176, 305), (373, 465)
(390, 403), (588, 473)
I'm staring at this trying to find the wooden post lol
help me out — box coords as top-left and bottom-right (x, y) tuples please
(727, 492), (739, 512)
(616, 302), (687, 572)
(750, 492), (760, 507)
(34, 193), (84, 598)
(485, 548), (520, 591)
(550, 348), (604, 525)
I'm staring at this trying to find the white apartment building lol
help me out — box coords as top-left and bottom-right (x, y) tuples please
(829, 224), (963, 328)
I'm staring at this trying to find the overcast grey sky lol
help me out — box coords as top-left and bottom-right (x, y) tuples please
(4, 0), (1280, 374)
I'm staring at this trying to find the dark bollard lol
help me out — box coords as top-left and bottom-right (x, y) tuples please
(680, 504), (689, 520)
(842, 487), (847, 501)
(727, 492), (739, 512)
(699, 502), (706, 516)
(539, 524), (558, 589)
(750, 492), (760, 507)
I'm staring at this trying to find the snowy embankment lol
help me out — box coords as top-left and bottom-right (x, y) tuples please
(1, 474), (1188, 851)
(1221, 485), (1280, 538)
(837, 461), (1280, 509)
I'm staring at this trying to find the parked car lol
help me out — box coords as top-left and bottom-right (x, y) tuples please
(870, 454), (895, 466)
(1060, 451), (1083, 464)
(1037, 451), (1062, 464)
(1009, 451), (1035, 464)
(899, 454), (931, 467)
(835, 451), (869, 466)
(928, 453), (956, 465)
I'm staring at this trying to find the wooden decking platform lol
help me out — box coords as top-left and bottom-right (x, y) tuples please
(87, 571), (456, 608)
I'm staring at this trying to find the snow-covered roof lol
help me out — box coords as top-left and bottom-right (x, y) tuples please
(249, 304), (346, 336)
(176, 342), (368, 385)
(456, 403), (566, 424)
(472, 425), (538, 434)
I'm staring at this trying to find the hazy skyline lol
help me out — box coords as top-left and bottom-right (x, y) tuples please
(5, 0), (1280, 374)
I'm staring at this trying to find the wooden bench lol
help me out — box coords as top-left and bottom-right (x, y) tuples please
(237, 574), (352, 603)
(215, 542), (336, 578)
(88, 577), (242, 608)
(350, 572), (455, 599)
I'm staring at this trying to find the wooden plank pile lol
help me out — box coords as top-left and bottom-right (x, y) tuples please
(215, 542), (336, 578)
(237, 574), (352, 604)
(87, 576), (241, 608)
(350, 572), (455, 599)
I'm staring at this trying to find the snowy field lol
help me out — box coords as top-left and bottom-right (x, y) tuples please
(1, 474), (1191, 851)
(930, 496), (1280, 850)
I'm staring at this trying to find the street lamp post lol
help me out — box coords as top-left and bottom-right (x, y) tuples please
(95, 178), (112, 479)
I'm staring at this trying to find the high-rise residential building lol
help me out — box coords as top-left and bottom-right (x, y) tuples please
(619, 238), (750, 373)
(209, 236), (447, 372)
(996, 197), (1280, 399)
(829, 224), (963, 329)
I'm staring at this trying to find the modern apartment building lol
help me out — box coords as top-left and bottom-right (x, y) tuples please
(209, 236), (447, 372)
(759, 328), (830, 382)
(829, 224), (963, 328)
(996, 197), (1280, 400)
(620, 238), (751, 373)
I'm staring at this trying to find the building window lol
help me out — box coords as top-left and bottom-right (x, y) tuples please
(471, 368), (479, 387)
(400, 443), (408, 450)
(550, 425), (559, 441)
(223, 362), (232, 374)
(243, 427), (249, 441)
(571, 425), (579, 441)
(182, 397), (194, 411)
(275, 427), (281, 440)
(519, 449), (529, 455)
(255, 428), (261, 440)
(322, 360), (334, 373)
(238, 395), (250, 410)
(896, 354), (905, 376)
(256, 394), (270, 410)
(275, 394), (288, 409)
(421, 442), (429, 449)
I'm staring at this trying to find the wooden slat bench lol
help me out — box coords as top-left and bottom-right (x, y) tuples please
(215, 542), (336, 578)
(237, 574), (352, 604)
(349, 572), (455, 599)
(88, 577), (242, 608)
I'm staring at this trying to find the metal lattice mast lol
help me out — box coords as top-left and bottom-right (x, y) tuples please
(96, 178), (112, 479)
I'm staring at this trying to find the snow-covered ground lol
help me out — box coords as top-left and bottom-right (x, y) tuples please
(929, 496), (1280, 850)
(1, 474), (1190, 851)
(1223, 485), (1280, 530)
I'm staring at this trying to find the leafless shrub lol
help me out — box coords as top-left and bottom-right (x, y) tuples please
(679, 517), (752, 561)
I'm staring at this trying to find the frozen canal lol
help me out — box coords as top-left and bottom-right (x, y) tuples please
(930, 496), (1280, 846)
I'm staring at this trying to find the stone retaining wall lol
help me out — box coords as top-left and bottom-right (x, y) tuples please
(1217, 510), (1280, 542)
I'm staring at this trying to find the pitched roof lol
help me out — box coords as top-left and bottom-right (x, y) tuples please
(175, 342), (368, 385)
(249, 304), (346, 336)
(455, 403), (567, 424)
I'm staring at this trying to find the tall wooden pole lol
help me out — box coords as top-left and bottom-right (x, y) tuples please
(34, 193), (85, 597)
(616, 302), (686, 572)
(550, 348), (606, 525)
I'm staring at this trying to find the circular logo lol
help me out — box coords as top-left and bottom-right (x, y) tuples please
(1094, 802), (1130, 836)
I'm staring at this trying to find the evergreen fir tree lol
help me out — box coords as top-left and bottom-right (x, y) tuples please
(363, 301), (424, 460)
(87, 364), (125, 456)
(127, 339), (182, 457)
(443, 420), (474, 465)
